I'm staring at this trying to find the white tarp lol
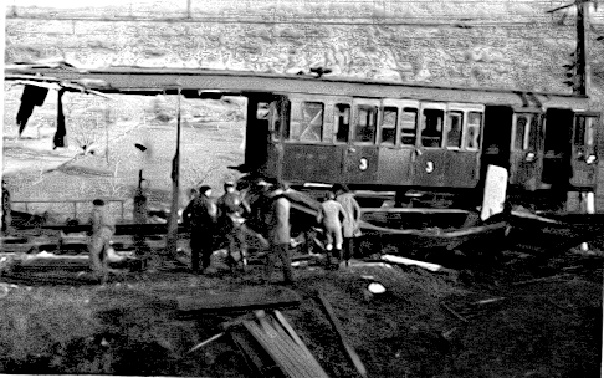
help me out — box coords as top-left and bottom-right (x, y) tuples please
(481, 164), (508, 221)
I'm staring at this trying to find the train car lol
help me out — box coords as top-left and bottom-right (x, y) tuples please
(240, 80), (600, 210)
(5, 66), (600, 211)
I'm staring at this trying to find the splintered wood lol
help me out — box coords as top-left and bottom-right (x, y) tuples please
(228, 311), (330, 378)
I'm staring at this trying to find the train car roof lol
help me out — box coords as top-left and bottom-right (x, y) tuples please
(5, 65), (590, 110)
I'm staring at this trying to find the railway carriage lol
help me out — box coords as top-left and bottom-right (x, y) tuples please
(241, 81), (600, 210)
(5, 66), (601, 211)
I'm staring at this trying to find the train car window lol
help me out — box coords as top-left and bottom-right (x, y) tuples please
(445, 111), (463, 148)
(355, 106), (378, 143)
(298, 102), (324, 142)
(466, 112), (482, 150)
(421, 109), (444, 148)
(401, 108), (418, 146)
(527, 115), (541, 150)
(515, 115), (529, 150)
(335, 104), (350, 143)
(381, 107), (398, 145)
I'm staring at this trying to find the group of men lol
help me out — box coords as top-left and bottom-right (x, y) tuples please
(183, 179), (295, 285)
(317, 183), (362, 269)
(183, 178), (362, 284)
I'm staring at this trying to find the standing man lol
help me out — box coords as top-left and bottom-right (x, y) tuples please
(189, 185), (216, 274)
(335, 184), (361, 266)
(89, 199), (115, 284)
(182, 188), (198, 228)
(265, 182), (294, 285)
(317, 192), (346, 270)
(1, 179), (12, 235)
(216, 181), (251, 269)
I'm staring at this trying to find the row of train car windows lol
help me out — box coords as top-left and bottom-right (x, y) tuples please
(280, 102), (483, 150)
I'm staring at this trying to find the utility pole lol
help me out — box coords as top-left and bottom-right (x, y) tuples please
(577, 0), (590, 96)
(548, 0), (591, 96)
(166, 88), (181, 259)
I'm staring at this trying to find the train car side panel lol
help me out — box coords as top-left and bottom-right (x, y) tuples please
(509, 110), (543, 190)
(570, 112), (600, 189)
(280, 95), (344, 184)
(443, 103), (484, 188)
(344, 98), (381, 184)
(414, 102), (447, 187)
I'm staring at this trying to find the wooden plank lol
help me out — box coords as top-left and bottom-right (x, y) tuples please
(243, 319), (329, 378)
(176, 286), (301, 316)
(228, 328), (275, 377)
(273, 311), (309, 351)
(314, 291), (368, 378)
(381, 255), (443, 272)
(261, 315), (321, 370)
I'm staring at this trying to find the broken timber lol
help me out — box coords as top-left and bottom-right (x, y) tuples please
(315, 291), (368, 378)
(240, 312), (330, 378)
(381, 254), (448, 272)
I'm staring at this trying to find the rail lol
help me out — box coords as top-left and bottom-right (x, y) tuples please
(11, 199), (126, 224)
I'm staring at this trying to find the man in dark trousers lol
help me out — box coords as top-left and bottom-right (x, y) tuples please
(188, 185), (216, 274)
(265, 182), (294, 285)
(216, 181), (251, 269)
(89, 199), (114, 284)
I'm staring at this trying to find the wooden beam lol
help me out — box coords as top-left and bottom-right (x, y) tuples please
(314, 291), (368, 378)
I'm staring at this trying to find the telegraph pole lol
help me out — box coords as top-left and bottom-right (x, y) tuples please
(548, 0), (591, 96)
(166, 88), (181, 259)
(577, 0), (590, 96)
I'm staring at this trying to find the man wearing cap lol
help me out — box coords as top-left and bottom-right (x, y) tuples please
(216, 181), (251, 269)
(89, 199), (115, 283)
(188, 185), (216, 273)
(1, 179), (12, 235)
(335, 184), (361, 266)
(265, 182), (294, 284)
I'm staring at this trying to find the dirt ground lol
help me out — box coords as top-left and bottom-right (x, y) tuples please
(0, 250), (601, 378)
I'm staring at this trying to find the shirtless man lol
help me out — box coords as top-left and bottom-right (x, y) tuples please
(317, 192), (345, 270)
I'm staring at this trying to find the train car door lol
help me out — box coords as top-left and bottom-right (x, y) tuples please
(509, 110), (543, 190)
(376, 99), (420, 185)
(245, 96), (276, 176)
(444, 103), (485, 188)
(344, 98), (381, 184)
(263, 95), (291, 180)
(570, 112), (600, 189)
(481, 106), (513, 180)
(542, 108), (574, 188)
(414, 102), (447, 187)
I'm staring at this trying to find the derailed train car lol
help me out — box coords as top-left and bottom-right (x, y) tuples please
(5, 65), (600, 211)
(241, 79), (600, 210)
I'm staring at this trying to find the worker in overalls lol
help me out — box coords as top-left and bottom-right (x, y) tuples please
(335, 184), (361, 266)
(317, 192), (346, 270)
(89, 199), (114, 283)
(1, 179), (12, 235)
(216, 181), (251, 269)
(189, 185), (216, 274)
(265, 181), (294, 285)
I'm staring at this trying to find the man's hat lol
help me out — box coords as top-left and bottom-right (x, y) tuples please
(224, 181), (236, 188)
(199, 184), (211, 192)
(92, 199), (105, 206)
